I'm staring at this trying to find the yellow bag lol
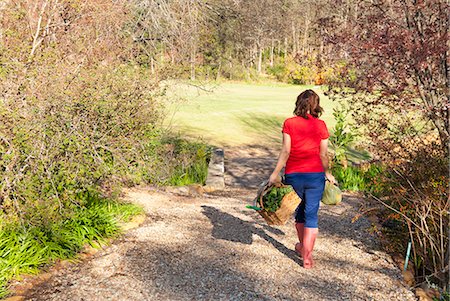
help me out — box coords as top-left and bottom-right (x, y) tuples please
(321, 181), (342, 205)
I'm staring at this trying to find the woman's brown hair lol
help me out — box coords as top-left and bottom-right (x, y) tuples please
(293, 89), (323, 118)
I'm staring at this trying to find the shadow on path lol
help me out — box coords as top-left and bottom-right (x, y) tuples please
(201, 205), (302, 266)
(224, 145), (278, 188)
(319, 195), (380, 252)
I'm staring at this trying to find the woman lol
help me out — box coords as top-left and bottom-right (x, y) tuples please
(268, 89), (335, 269)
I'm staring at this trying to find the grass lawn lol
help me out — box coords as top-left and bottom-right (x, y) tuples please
(163, 82), (337, 147)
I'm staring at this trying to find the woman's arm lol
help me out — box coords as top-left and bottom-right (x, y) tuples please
(320, 139), (336, 184)
(269, 133), (291, 184)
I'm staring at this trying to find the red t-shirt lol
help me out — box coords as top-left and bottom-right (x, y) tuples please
(282, 114), (329, 174)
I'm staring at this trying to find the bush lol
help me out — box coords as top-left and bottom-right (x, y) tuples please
(329, 103), (358, 168)
(331, 163), (383, 192)
(0, 2), (212, 296)
(266, 56), (316, 85)
(370, 150), (448, 288)
(333, 143), (448, 290)
(164, 138), (212, 186)
(0, 196), (142, 299)
(266, 55), (342, 86)
(1, 64), (160, 221)
(266, 63), (289, 82)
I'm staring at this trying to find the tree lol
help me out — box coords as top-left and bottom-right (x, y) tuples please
(325, 0), (449, 289)
(129, 0), (212, 79)
(328, 0), (449, 154)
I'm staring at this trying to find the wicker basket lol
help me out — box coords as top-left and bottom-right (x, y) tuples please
(256, 183), (301, 226)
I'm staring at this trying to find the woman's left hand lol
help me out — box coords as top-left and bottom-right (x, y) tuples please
(325, 171), (337, 185)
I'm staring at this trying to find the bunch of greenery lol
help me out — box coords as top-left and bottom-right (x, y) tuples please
(0, 195), (143, 298)
(165, 138), (212, 186)
(329, 103), (357, 168)
(262, 186), (294, 212)
(331, 164), (383, 192)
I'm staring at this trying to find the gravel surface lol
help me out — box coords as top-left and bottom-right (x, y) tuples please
(21, 147), (416, 301)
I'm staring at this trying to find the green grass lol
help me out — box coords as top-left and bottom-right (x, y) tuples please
(0, 198), (143, 298)
(164, 82), (337, 146)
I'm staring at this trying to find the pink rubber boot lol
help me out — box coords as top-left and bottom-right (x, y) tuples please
(294, 223), (304, 256)
(302, 227), (318, 269)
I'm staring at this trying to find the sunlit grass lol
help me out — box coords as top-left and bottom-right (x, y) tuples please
(164, 82), (337, 146)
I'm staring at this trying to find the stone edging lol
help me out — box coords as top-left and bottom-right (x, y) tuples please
(203, 148), (225, 192)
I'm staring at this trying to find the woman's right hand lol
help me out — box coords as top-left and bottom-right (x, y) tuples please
(268, 172), (279, 186)
(325, 171), (337, 185)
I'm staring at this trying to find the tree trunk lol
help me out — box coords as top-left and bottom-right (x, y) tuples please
(170, 49), (175, 64)
(150, 57), (155, 74)
(429, 104), (449, 154)
(302, 3), (311, 54)
(292, 22), (297, 55)
(257, 43), (262, 74)
(216, 61), (221, 81)
(190, 44), (196, 80)
(160, 46), (165, 64)
(190, 60), (196, 80)
(284, 37), (288, 57)
(0, 1), (6, 44)
(319, 36), (324, 54)
(270, 40), (274, 67)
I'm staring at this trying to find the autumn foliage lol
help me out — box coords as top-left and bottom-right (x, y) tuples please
(325, 0), (449, 289)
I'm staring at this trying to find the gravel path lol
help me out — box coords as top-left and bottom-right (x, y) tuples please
(20, 147), (416, 301)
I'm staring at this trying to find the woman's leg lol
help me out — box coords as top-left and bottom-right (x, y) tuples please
(302, 227), (319, 268)
(284, 174), (306, 256)
(302, 173), (325, 268)
(295, 222), (304, 256)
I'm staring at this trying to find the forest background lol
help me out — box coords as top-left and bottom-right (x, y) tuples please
(0, 0), (448, 298)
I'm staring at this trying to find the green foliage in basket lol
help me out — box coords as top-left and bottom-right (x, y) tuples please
(262, 186), (294, 212)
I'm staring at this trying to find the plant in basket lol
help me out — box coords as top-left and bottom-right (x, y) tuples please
(249, 182), (301, 226)
(262, 185), (295, 212)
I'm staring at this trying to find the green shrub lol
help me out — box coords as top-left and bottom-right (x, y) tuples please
(329, 105), (357, 165)
(159, 137), (211, 186)
(266, 64), (289, 82)
(332, 164), (383, 192)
